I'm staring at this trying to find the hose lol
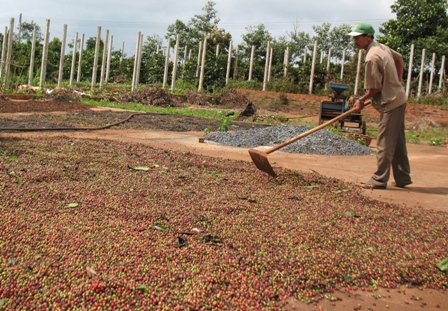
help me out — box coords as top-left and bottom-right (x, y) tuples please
(0, 112), (148, 132)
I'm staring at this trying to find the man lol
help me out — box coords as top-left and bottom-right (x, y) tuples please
(347, 22), (412, 189)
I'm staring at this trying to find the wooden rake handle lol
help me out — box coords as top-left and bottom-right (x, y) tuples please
(265, 101), (371, 155)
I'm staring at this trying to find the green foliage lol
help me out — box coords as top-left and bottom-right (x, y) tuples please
(81, 97), (234, 120)
(428, 138), (443, 146)
(405, 127), (448, 146)
(141, 52), (167, 85)
(286, 22), (312, 61)
(201, 51), (228, 92)
(409, 94), (448, 106)
(268, 93), (289, 107)
(268, 77), (299, 94)
(354, 137), (368, 146)
(436, 257), (448, 271)
(189, 1), (221, 40)
(376, 1), (448, 95)
(136, 34), (166, 85)
(312, 22), (354, 62)
(218, 116), (231, 132)
(47, 38), (62, 78)
(284, 61), (330, 94)
(378, 0), (448, 61)
(166, 20), (190, 47)
(274, 115), (287, 123)
(2, 1), (448, 97)
(171, 79), (197, 94)
(16, 21), (43, 42)
(226, 79), (263, 91)
(166, 0), (227, 53)
(85, 37), (99, 50)
(237, 24), (273, 82)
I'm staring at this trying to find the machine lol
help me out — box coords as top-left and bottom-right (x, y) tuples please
(318, 83), (366, 134)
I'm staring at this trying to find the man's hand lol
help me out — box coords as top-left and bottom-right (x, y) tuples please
(355, 89), (380, 112)
(354, 99), (365, 112)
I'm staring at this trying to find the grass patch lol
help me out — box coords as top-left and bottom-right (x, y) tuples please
(406, 127), (448, 146)
(81, 98), (237, 120)
(409, 94), (448, 106)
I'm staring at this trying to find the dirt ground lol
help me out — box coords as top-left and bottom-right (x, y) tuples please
(0, 93), (447, 311)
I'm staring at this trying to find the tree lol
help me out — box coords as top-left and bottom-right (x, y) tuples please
(142, 34), (163, 56)
(0, 20), (45, 86)
(312, 22), (332, 58)
(140, 34), (164, 84)
(85, 37), (102, 50)
(16, 21), (43, 43)
(166, 19), (190, 48)
(237, 24), (273, 81)
(269, 36), (291, 80)
(287, 20), (312, 64)
(328, 24), (355, 60)
(378, 0), (448, 91)
(165, 1), (231, 90)
(166, 0), (225, 48)
(46, 38), (63, 81)
(378, 0), (448, 55)
(312, 22), (353, 62)
(74, 36), (104, 82)
(188, 0), (220, 39)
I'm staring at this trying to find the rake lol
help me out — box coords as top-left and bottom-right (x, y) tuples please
(248, 102), (370, 178)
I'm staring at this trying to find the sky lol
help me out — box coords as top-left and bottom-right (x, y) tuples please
(1, 0), (396, 55)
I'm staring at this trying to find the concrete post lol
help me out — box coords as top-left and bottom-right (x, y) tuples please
(268, 47), (273, 82)
(284, 46), (290, 77)
(198, 36), (207, 91)
(262, 41), (270, 91)
(417, 48), (426, 98)
(131, 32), (141, 91)
(308, 40), (318, 94)
(76, 34), (85, 83)
(69, 32), (78, 87)
(162, 37), (171, 89)
(4, 18), (14, 89)
(135, 33), (143, 89)
(0, 26), (7, 79)
(28, 26), (37, 86)
(57, 24), (68, 88)
(248, 45), (255, 81)
(196, 41), (202, 78)
(91, 26), (101, 90)
(99, 29), (109, 89)
(226, 41), (233, 85)
(340, 49), (346, 80)
(171, 34), (180, 91)
(428, 53), (436, 94)
(105, 35), (113, 83)
(405, 44), (414, 98)
(39, 19), (50, 89)
(438, 55), (446, 91)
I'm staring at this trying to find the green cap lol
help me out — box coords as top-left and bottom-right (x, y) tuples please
(347, 22), (375, 36)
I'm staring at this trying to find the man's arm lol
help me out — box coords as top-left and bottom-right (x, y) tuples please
(354, 88), (381, 111)
(389, 48), (404, 82)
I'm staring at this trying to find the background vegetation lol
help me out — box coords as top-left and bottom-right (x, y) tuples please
(0, 0), (447, 104)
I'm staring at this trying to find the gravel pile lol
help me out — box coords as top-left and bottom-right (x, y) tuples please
(205, 125), (374, 156)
